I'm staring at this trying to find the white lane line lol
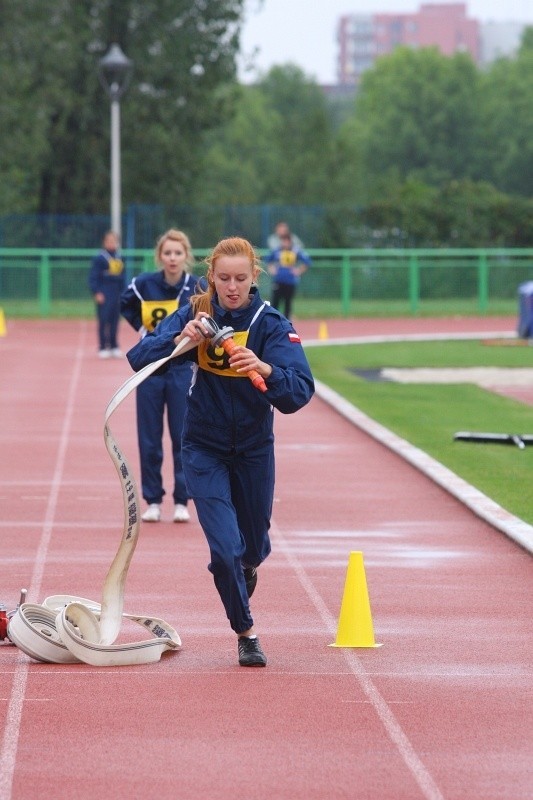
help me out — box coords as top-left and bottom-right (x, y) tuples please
(0, 322), (86, 800)
(0, 699), (52, 703)
(272, 520), (445, 800)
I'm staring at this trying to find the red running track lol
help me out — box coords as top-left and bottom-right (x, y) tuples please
(0, 317), (531, 800)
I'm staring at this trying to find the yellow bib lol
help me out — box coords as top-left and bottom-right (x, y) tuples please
(107, 257), (124, 275)
(279, 250), (297, 267)
(198, 330), (249, 378)
(141, 299), (178, 332)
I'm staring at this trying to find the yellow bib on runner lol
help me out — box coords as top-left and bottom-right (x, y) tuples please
(198, 330), (249, 378)
(107, 257), (124, 275)
(141, 299), (178, 332)
(279, 250), (297, 267)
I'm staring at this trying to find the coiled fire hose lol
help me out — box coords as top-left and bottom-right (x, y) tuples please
(7, 335), (198, 667)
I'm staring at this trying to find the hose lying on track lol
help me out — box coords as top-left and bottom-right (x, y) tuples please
(8, 338), (194, 667)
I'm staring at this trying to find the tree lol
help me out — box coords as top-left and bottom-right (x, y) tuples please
(255, 65), (335, 204)
(0, 0), (246, 214)
(191, 86), (283, 206)
(344, 47), (482, 195)
(193, 64), (336, 207)
(476, 27), (533, 197)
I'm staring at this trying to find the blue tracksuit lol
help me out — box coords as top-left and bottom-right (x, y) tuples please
(127, 288), (315, 634)
(266, 245), (311, 321)
(121, 270), (198, 506)
(266, 245), (311, 287)
(88, 248), (126, 350)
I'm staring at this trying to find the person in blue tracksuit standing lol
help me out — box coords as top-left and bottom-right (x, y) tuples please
(121, 229), (199, 524)
(127, 237), (315, 667)
(266, 229), (311, 322)
(267, 220), (304, 251)
(88, 230), (127, 358)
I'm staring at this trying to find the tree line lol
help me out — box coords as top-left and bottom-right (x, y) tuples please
(0, 1), (532, 247)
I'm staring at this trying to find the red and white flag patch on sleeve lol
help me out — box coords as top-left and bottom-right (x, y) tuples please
(288, 332), (301, 343)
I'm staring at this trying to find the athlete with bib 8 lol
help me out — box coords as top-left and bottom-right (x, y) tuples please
(127, 237), (315, 667)
(121, 229), (199, 524)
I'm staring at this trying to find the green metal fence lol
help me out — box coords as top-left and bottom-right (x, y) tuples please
(1, 247), (532, 316)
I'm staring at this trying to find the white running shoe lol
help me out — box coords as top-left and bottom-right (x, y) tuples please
(173, 504), (190, 523)
(111, 348), (123, 358)
(98, 349), (111, 359)
(142, 504), (161, 522)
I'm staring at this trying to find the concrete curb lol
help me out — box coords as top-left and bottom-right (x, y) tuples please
(304, 330), (517, 347)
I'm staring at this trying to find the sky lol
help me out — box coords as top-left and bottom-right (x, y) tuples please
(238, 0), (533, 84)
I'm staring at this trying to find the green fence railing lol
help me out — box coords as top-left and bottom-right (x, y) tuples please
(0, 247), (532, 317)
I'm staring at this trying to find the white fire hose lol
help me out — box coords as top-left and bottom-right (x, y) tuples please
(8, 336), (196, 666)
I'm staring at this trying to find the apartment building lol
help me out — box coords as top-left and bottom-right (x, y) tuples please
(337, 3), (523, 86)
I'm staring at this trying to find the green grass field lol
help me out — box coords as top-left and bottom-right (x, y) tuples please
(305, 339), (533, 525)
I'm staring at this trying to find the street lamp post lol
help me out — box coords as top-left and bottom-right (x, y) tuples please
(98, 44), (133, 239)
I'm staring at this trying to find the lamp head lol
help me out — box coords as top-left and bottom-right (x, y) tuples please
(98, 43), (133, 100)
